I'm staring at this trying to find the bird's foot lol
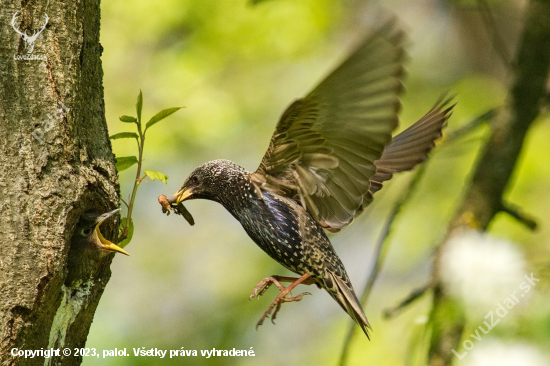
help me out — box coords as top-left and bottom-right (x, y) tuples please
(249, 276), (294, 300)
(255, 291), (311, 329)
(251, 273), (313, 329)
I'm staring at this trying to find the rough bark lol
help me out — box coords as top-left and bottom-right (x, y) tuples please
(428, 0), (550, 365)
(0, 1), (119, 365)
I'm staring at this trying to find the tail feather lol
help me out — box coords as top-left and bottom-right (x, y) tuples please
(329, 271), (371, 339)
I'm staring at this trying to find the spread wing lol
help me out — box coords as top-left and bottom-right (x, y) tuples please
(250, 21), (406, 232)
(368, 97), (454, 196)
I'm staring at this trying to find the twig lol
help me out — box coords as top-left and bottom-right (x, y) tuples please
(113, 91), (183, 244)
(383, 282), (432, 319)
(338, 164), (429, 366)
(123, 114), (145, 238)
(444, 108), (495, 143)
(120, 197), (130, 209)
(500, 201), (538, 230)
(477, 0), (513, 68)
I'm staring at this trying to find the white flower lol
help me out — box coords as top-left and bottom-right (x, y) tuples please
(466, 339), (550, 366)
(440, 230), (528, 313)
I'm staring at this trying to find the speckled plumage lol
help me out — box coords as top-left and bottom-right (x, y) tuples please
(178, 159), (370, 334)
(174, 21), (453, 337)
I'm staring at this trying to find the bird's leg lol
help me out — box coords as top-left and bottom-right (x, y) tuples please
(249, 275), (317, 299)
(253, 273), (313, 329)
(249, 275), (311, 299)
(249, 276), (286, 299)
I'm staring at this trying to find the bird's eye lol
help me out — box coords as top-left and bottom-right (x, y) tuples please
(190, 176), (200, 185)
(82, 227), (93, 236)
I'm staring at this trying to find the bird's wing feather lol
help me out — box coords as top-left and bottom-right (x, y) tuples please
(251, 21), (406, 232)
(368, 97), (454, 196)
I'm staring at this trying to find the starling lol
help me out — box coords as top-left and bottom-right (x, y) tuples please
(172, 21), (453, 338)
(66, 208), (129, 286)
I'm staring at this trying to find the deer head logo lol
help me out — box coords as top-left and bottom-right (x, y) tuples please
(11, 12), (49, 54)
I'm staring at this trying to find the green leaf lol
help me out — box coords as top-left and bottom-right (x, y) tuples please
(145, 107), (183, 131)
(110, 132), (139, 140)
(115, 156), (138, 172)
(119, 115), (137, 123)
(136, 90), (143, 123)
(118, 217), (133, 248)
(144, 170), (169, 184)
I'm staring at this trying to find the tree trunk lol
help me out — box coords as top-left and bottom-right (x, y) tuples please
(0, 1), (119, 365)
(428, 0), (550, 364)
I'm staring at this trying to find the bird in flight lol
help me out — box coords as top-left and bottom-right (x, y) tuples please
(170, 21), (453, 338)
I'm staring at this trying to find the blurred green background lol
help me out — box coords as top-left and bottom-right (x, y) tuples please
(85, 0), (550, 365)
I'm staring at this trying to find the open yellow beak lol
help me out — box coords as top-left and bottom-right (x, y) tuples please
(94, 208), (130, 256)
(174, 187), (194, 204)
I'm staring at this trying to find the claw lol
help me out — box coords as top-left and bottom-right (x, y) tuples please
(256, 291), (311, 328)
(249, 276), (286, 300)
(250, 273), (313, 330)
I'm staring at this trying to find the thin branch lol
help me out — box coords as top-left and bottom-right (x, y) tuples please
(477, 0), (513, 68)
(338, 163), (429, 366)
(500, 201), (538, 230)
(124, 127), (144, 236)
(120, 197), (130, 209)
(383, 282), (432, 319)
(444, 108), (495, 143)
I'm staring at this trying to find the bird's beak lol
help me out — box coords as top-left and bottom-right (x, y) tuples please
(174, 187), (194, 204)
(94, 208), (130, 256)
